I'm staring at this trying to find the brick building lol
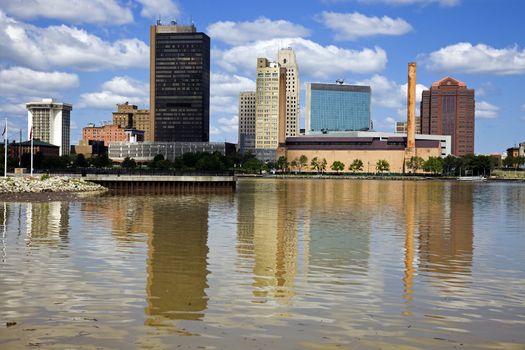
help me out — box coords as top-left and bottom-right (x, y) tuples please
(112, 102), (150, 140)
(82, 124), (144, 147)
(420, 77), (475, 156)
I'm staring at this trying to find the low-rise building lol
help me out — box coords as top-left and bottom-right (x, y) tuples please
(108, 142), (236, 162)
(6, 139), (60, 158)
(82, 124), (144, 146)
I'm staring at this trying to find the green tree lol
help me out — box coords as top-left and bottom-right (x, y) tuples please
(376, 159), (390, 174)
(121, 157), (136, 169)
(349, 159), (364, 173)
(319, 158), (327, 174)
(406, 156), (424, 174)
(75, 153), (89, 168)
(276, 156), (289, 173)
(330, 160), (345, 173)
(298, 154), (308, 172)
(310, 157), (319, 172)
(423, 156), (444, 175)
(290, 158), (299, 172)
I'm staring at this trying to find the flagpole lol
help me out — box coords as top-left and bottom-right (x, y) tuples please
(3, 118), (7, 178)
(30, 125), (33, 177)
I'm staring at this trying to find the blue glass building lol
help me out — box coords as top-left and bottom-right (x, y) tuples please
(306, 83), (371, 133)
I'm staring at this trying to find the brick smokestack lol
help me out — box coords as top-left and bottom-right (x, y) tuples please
(407, 62), (416, 150)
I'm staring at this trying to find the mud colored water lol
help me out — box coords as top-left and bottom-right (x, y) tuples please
(0, 179), (524, 349)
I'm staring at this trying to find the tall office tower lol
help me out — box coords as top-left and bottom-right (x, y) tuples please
(150, 21), (210, 142)
(112, 102), (151, 140)
(277, 48), (300, 137)
(238, 91), (256, 153)
(305, 83), (371, 134)
(255, 58), (286, 149)
(420, 77), (475, 156)
(26, 98), (72, 155)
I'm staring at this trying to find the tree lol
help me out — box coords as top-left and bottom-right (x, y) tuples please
(121, 157), (136, 169)
(311, 157), (319, 172)
(376, 159), (390, 174)
(423, 156), (444, 175)
(75, 154), (89, 168)
(406, 156), (424, 174)
(349, 159), (364, 173)
(298, 155), (308, 172)
(319, 158), (327, 174)
(276, 156), (289, 173)
(331, 160), (345, 174)
(290, 159), (298, 172)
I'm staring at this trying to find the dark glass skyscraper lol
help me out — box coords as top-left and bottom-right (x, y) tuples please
(149, 23), (210, 142)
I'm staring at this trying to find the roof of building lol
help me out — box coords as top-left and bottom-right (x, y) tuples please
(432, 76), (467, 87)
(9, 139), (60, 148)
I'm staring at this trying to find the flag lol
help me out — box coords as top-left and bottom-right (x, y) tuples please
(2, 124), (5, 137)
(29, 126), (32, 140)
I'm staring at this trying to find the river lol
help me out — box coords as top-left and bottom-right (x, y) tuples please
(0, 179), (524, 349)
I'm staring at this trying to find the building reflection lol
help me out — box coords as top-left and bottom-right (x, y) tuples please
(415, 182), (474, 284)
(25, 202), (70, 246)
(237, 180), (298, 304)
(145, 198), (210, 326)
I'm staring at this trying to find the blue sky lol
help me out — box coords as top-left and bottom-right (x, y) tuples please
(0, 0), (523, 153)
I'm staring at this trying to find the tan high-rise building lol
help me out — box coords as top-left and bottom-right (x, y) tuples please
(277, 48), (300, 137)
(238, 91), (256, 153)
(255, 58), (285, 149)
(112, 102), (151, 140)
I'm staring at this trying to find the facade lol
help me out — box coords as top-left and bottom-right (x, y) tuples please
(420, 76), (475, 156)
(283, 134), (443, 173)
(7, 139), (60, 158)
(255, 58), (286, 149)
(82, 124), (144, 146)
(112, 102), (151, 140)
(26, 98), (72, 156)
(395, 117), (421, 134)
(108, 141), (236, 162)
(238, 91), (256, 153)
(306, 83), (371, 134)
(150, 22), (210, 142)
(72, 140), (107, 158)
(507, 147), (520, 158)
(277, 48), (300, 137)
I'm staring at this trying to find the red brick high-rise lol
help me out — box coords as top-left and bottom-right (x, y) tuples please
(420, 77), (475, 156)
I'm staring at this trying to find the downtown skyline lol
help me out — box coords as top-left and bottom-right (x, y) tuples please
(0, 0), (524, 154)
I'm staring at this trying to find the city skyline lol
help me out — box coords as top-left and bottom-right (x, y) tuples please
(0, 0), (524, 153)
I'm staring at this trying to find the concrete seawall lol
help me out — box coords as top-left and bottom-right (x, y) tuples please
(85, 175), (236, 193)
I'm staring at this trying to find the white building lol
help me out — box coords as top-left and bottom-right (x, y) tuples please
(255, 58), (283, 149)
(26, 98), (72, 156)
(277, 48), (300, 137)
(238, 91), (256, 153)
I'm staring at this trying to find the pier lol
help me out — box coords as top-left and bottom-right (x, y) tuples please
(85, 175), (236, 193)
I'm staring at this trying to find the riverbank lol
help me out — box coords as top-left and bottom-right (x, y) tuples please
(0, 176), (107, 201)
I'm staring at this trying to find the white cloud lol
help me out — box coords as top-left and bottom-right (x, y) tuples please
(477, 82), (496, 97)
(521, 104), (525, 112)
(355, 74), (426, 117)
(135, 0), (180, 20)
(216, 38), (387, 78)
(424, 42), (525, 75)
(357, 0), (459, 6)
(0, 66), (79, 97)
(0, 10), (148, 71)
(0, 0), (133, 24)
(476, 101), (499, 119)
(207, 17), (310, 45)
(211, 73), (255, 96)
(211, 115), (238, 138)
(78, 76), (148, 109)
(318, 11), (412, 40)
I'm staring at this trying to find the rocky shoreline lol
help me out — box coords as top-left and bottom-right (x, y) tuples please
(0, 176), (107, 201)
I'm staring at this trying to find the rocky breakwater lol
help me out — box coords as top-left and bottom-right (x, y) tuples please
(0, 176), (107, 200)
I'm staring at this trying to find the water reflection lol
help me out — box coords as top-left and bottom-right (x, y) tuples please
(145, 198), (210, 326)
(25, 202), (70, 246)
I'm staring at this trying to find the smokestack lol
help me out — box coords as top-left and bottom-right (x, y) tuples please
(407, 62), (416, 150)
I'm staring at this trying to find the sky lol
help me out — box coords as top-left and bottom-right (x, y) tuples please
(0, 0), (524, 154)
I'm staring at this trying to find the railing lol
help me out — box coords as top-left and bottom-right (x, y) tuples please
(33, 168), (234, 177)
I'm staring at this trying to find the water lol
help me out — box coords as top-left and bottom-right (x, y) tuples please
(0, 179), (524, 349)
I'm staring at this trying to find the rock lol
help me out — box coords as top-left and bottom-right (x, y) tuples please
(6, 321), (17, 327)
